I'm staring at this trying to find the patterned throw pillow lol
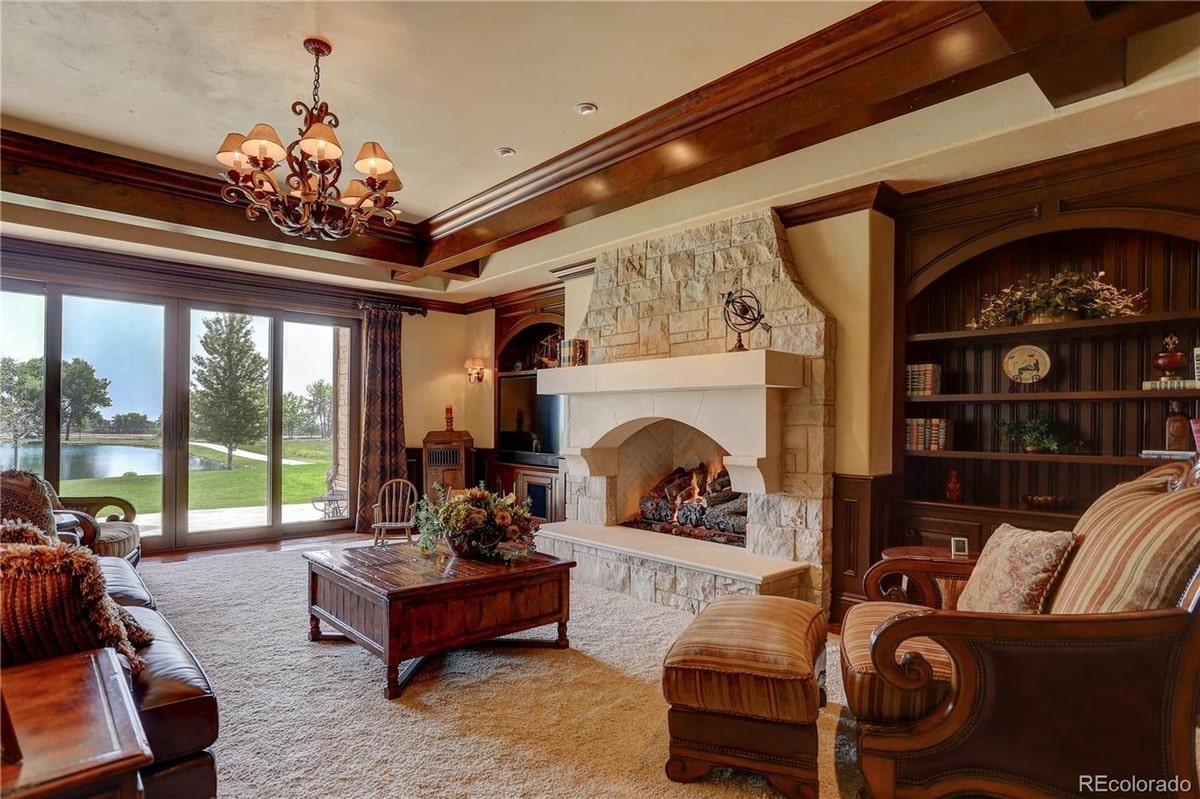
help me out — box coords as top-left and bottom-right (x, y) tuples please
(957, 524), (1076, 614)
(0, 518), (58, 546)
(0, 543), (152, 671)
(0, 470), (57, 535)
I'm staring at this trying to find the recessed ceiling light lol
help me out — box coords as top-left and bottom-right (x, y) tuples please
(496, 147), (516, 158)
(575, 102), (599, 116)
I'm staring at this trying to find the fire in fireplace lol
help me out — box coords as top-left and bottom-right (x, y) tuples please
(627, 461), (747, 547)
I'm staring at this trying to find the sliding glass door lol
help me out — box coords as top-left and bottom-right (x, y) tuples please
(60, 295), (166, 538)
(0, 289), (46, 474)
(2, 278), (359, 550)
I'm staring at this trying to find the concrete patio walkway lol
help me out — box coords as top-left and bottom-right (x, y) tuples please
(137, 502), (348, 536)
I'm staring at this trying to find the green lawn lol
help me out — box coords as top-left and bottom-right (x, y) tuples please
(59, 437), (334, 514)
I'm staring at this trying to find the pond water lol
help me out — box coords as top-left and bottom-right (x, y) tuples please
(1, 443), (223, 479)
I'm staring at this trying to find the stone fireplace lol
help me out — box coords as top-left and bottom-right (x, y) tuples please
(536, 209), (834, 613)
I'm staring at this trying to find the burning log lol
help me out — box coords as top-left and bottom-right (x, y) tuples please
(676, 503), (707, 528)
(705, 470), (731, 495)
(647, 467), (687, 498)
(639, 497), (674, 523)
(704, 495), (748, 533)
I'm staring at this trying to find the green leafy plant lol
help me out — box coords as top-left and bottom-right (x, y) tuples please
(967, 270), (1145, 329)
(995, 413), (1083, 454)
(416, 484), (538, 563)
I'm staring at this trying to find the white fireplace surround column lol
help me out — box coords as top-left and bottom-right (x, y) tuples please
(538, 349), (806, 495)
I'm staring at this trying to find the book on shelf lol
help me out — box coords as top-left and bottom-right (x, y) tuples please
(904, 417), (950, 451)
(1139, 449), (1198, 460)
(1141, 379), (1200, 390)
(905, 363), (941, 396)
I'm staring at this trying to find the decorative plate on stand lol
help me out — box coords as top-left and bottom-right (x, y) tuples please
(1003, 345), (1051, 391)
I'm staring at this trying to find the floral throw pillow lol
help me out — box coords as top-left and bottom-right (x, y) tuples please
(957, 524), (1076, 614)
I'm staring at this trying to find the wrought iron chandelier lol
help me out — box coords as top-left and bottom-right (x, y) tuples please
(216, 37), (399, 241)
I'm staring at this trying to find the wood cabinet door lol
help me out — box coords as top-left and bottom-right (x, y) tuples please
(517, 471), (559, 523)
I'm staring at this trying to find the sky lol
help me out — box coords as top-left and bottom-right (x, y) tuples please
(1, 291), (335, 418)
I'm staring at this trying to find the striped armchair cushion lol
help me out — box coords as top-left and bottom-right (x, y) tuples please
(1050, 483), (1200, 615)
(840, 600), (955, 723)
(0, 543), (150, 671)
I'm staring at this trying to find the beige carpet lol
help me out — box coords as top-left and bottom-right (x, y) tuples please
(139, 547), (863, 798)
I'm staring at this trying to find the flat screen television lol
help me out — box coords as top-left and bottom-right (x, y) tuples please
(497, 373), (562, 467)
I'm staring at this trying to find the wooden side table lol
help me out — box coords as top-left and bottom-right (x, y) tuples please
(1, 648), (153, 799)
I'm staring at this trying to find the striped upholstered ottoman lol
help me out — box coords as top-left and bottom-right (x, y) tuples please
(662, 595), (827, 799)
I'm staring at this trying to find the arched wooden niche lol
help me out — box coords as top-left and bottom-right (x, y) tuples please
(905, 228), (1200, 335)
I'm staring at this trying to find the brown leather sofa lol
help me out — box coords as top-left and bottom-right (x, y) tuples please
(0, 470), (217, 797)
(104, 558), (219, 799)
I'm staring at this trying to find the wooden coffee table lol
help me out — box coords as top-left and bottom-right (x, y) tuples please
(304, 543), (575, 699)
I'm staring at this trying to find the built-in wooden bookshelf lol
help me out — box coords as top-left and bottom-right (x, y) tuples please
(900, 228), (1200, 547)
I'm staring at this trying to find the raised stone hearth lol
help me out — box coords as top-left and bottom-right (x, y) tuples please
(536, 522), (808, 614)
(540, 209), (835, 613)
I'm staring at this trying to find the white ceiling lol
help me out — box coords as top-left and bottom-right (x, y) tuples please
(0, 1), (871, 222)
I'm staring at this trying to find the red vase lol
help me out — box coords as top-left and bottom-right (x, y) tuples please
(944, 470), (964, 502)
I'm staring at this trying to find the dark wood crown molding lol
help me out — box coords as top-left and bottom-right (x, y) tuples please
(0, 130), (430, 258)
(776, 183), (903, 228)
(463, 282), (565, 316)
(403, 0), (1195, 278)
(3, 2), (1194, 288)
(0, 236), (465, 315)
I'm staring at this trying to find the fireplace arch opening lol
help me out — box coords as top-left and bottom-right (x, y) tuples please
(615, 420), (747, 546)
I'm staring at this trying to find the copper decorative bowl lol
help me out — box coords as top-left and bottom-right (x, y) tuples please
(1021, 495), (1071, 510)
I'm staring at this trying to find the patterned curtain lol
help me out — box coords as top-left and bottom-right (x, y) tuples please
(356, 306), (407, 534)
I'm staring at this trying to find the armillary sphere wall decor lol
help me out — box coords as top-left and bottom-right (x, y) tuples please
(216, 37), (400, 241)
(723, 288), (772, 352)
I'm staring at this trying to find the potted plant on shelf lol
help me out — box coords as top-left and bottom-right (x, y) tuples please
(415, 484), (538, 562)
(995, 413), (1083, 454)
(967, 270), (1145, 329)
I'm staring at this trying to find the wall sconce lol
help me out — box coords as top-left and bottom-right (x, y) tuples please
(465, 358), (486, 383)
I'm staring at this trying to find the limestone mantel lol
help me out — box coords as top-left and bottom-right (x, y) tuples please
(538, 349), (807, 495)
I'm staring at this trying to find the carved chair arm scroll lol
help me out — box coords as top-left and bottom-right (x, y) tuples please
(860, 607), (1200, 796)
(57, 495), (136, 523)
(863, 556), (977, 607)
(52, 509), (100, 547)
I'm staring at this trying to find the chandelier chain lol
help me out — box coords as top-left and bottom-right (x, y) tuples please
(312, 51), (322, 109)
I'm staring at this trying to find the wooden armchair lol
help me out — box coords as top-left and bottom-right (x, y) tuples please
(49, 492), (141, 565)
(842, 464), (1200, 799)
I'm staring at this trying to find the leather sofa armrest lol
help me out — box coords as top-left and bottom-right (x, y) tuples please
(58, 495), (137, 523)
(863, 557), (976, 607)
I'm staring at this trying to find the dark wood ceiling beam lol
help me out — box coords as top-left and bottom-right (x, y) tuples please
(978, 1), (1125, 107)
(0, 130), (426, 268)
(410, 0), (1196, 277)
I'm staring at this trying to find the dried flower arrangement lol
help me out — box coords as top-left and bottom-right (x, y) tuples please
(966, 271), (1145, 329)
(415, 485), (538, 562)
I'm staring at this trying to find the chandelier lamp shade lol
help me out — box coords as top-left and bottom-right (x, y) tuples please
(216, 37), (400, 241)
